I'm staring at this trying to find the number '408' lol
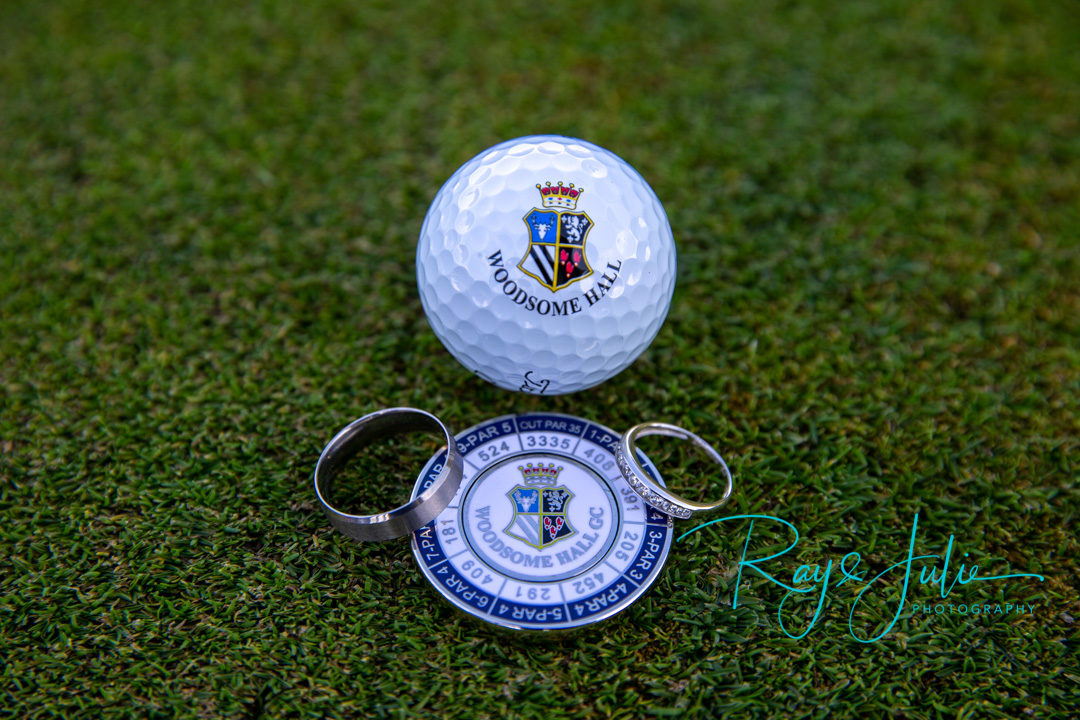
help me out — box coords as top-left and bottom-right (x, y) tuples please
(582, 448), (614, 471)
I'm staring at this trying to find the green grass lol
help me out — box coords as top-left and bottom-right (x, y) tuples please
(2, 0), (1078, 717)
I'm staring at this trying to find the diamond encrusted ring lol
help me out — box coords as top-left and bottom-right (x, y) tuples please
(615, 422), (733, 520)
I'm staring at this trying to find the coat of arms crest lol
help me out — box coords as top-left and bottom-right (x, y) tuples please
(504, 462), (576, 549)
(518, 182), (594, 292)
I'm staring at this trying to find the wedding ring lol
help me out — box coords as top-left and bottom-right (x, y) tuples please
(615, 422), (733, 519)
(313, 408), (463, 542)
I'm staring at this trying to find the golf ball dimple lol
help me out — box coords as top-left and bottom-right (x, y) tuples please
(416, 135), (677, 395)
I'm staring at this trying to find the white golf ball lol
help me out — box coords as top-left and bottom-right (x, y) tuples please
(416, 135), (676, 395)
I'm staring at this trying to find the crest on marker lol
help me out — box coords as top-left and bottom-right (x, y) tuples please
(504, 463), (576, 549)
(518, 182), (594, 292)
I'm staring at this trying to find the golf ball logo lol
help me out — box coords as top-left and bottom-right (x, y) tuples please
(518, 182), (594, 292)
(485, 179), (625, 322)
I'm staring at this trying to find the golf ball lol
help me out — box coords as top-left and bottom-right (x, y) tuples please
(416, 135), (676, 394)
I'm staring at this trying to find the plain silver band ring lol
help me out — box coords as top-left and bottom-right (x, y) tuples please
(313, 407), (463, 542)
(615, 422), (733, 520)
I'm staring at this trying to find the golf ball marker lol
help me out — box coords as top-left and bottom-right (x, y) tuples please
(411, 413), (673, 630)
(417, 135), (677, 394)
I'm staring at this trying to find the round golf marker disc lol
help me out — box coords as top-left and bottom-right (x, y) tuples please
(410, 413), (673, 630)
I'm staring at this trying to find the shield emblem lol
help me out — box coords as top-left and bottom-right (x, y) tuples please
(518, 209), (594, 292)
(504, 485), (576, 549)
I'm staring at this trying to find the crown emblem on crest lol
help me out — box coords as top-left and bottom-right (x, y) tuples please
(518, 462), (562, 487)
(536, 181), (583, 210)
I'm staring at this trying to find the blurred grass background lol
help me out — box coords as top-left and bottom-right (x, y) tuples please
(1, 0), (1078, 717)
